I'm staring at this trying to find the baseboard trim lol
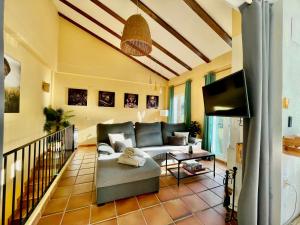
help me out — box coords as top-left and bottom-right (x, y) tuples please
(79, 144), (96, 147)
(215, 158), (227, 166)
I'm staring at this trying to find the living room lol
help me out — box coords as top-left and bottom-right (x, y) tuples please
(0, 0), (296, 225)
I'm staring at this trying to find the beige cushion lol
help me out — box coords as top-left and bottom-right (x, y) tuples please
(108, 133), (125, 148)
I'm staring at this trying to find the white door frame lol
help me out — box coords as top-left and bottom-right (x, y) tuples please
(0, 0), (5, 219)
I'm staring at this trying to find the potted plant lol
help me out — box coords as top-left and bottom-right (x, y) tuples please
(43, 107), (74, 133)
(188, 121), (201, 138)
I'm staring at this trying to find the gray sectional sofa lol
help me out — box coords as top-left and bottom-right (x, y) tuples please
(96, 121), (193, 205)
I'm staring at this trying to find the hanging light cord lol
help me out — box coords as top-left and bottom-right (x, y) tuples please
(136, 0), (139, 14)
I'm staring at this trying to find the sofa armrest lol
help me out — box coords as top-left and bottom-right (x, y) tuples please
(97, 143), (115, 155)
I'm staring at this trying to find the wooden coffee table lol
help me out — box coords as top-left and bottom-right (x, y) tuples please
(165, 150), (215, 186)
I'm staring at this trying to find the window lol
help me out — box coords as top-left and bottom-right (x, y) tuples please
(211, 116), (231, 161)
(173, 85), (185, 123)
(173, 94), (184, 123)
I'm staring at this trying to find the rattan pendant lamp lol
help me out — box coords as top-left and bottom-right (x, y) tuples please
(121, 0), (152, 56)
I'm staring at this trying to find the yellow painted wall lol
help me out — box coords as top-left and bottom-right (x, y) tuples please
(4, 33), (53, 152)
(232, 9), (243, 73)
(168, 51), (232, 128)
(3, 1), (59, 223)
(3, 0), (59, 152)
(54, 18), (168, 144)
(4, 0), (59, 69)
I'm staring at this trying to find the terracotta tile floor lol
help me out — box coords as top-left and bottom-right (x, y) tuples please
(37, 147), (237, 225)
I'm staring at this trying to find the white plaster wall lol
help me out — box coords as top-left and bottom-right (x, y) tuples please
(281, 0), (300, 224)
(282, 154), (300, 224)
(226, 12), (244, 209)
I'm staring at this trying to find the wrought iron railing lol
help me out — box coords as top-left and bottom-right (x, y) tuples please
(1, 125), (75, 225)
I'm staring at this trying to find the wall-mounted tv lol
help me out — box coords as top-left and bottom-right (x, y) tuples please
(202, 70), (251, 118)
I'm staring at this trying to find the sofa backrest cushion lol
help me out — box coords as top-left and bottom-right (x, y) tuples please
(161, 122), (187, 144)
(135, 122), (163, 148)
(97, 122), (136, 147)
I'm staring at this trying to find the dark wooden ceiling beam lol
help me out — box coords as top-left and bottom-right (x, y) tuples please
(90, 0), (192, 71)
(130, 0), (210, 63)
(183, 0), (232, 47)
(60, 0), (179, 76)
(58, 13), (169, 81)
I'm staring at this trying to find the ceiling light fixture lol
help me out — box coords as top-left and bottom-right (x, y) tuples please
(120, 0), (152, 56)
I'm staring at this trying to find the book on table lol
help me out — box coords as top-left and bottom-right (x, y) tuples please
(182, 160), (205, 174)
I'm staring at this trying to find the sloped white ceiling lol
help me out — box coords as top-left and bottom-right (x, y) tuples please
(54, 0), (233, 80)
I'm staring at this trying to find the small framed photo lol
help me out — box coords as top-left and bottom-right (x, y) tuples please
(99, 91), (115, 107)
(146, 95), (159, 109)
(124, 93), (138, 108)
(4, 54), (21, 113)
(68, 88), (87, 106)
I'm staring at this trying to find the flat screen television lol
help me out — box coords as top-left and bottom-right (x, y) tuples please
(202, 70), (251, 118)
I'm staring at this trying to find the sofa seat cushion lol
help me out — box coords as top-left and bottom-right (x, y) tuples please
(162, 122), (187, 145)
(97, 122), (136, 147)
(135, 122), (163, 148)
(96, 153), (161, 188)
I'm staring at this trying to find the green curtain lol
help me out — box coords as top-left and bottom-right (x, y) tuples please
(201, 72), (216, 152)
(167, 86), (174, 123)
(184, 79), (192, 127)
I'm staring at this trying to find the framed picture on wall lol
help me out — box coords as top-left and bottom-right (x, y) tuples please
(68, 88), (87, 106)
(99, 91), (115, 107)
(4, 54), (21, 113)
(146, 95), (159, 109)
(124, 93), (138, 108)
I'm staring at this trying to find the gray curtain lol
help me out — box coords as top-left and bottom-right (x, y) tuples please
(238, 1), (280, 225)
